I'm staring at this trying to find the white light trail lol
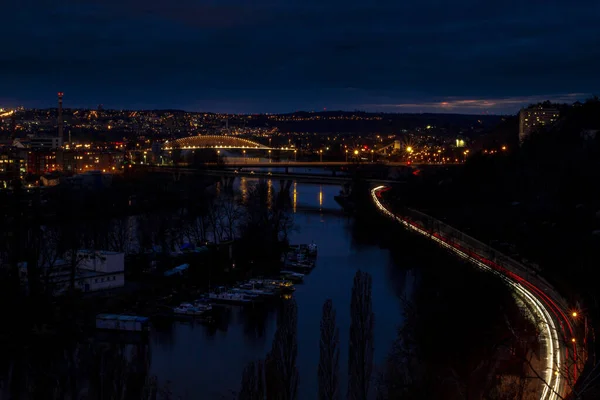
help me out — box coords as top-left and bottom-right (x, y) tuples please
(371, 186), (563, 400)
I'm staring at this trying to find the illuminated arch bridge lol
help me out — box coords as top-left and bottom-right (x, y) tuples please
(163, 135), (295, 151)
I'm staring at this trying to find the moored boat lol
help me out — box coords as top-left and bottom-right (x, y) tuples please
(173, 303), (207, 316)
(235, 284), (277, 298)
(208, 287), (255, 305)
(251, 279), (295, 292)
(279, 270), (304, 283)
(208, 292), (253, 305)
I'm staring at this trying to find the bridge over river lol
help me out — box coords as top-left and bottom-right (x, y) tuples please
(139, 166), (404, 187)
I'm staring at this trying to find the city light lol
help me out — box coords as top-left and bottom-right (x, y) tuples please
(406, 146), (413, 153)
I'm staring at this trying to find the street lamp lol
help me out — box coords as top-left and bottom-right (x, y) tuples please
(294, 149), (297, 162)
(371, 149), (374, 162)
(268, 149), (271, 161)
(319, 149), (323, 162)
(345, 149), (348, 162)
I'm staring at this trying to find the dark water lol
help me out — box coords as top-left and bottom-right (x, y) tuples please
(149, 179), (413, 399)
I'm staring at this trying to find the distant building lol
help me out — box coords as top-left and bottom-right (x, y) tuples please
(0, 147), (25, 186)
(518, 105), (560, 143)
(28, 136), (63, 150)
(26, 150), (58, 175)
(57, 149), (122, 174)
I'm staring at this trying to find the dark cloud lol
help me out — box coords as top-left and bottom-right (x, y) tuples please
(0, 0), (598, 113)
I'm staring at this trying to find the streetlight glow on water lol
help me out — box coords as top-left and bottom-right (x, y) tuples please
(319, 185), (323, 208)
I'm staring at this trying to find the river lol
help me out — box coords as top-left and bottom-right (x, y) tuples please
(148, 177), (413, 399)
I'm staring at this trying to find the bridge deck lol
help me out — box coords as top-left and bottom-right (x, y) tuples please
(141, 166), (403, 186)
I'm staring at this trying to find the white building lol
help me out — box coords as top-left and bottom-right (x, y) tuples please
(18, 250), (125, 295)
(77, 250), (125, 292)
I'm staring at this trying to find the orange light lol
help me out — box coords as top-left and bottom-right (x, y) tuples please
(572, 312), (578, 317)
(571, 338), (576, 343)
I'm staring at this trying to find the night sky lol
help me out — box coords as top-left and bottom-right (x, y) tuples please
(1, 0), (599, 114)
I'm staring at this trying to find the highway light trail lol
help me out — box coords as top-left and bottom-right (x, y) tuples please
(371, 186), (567, 400)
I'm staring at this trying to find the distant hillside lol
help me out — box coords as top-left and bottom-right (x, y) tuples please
(246, 111), (504, 134)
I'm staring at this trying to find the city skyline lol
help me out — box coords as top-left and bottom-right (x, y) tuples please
(1, 0), (599, 114)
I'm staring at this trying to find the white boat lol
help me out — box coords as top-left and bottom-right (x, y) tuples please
(208, 291), (252, 305)
(280, 270), (305, 278)
(173, 303), (206, 316)
(193, 302), (213, 312)
(233, 286), (275, 298)
(280, 271), (305, 282)
(287, 261), (315, 271)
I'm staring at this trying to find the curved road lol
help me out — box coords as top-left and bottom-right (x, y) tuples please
(371, 186), (579, 400)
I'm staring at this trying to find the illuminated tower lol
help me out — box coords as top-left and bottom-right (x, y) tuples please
(57, 92), (64, 145)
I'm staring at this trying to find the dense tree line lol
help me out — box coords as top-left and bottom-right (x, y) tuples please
(0, 171), (294, 399)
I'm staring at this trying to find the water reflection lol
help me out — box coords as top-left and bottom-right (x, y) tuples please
(293, 182), (297, 213)
(319, 185), (323, 209)
(240, 177), (248, 204)
(149, 182), (406, 398)
(267, 179), (273, 208)
(241, 305), (272, 343)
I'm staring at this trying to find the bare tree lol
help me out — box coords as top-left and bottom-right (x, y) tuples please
(219, 194), (242, 240)
(38, 225), (64, 295)
(206, 195), (225, 244)
(182, 193), (212, 245)
(319, 299), (340, 400)
(348, 271), (374, 400)
(522, 340), (600, 400)
(107, 217), (134, 253)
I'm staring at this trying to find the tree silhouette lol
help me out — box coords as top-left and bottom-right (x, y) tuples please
(239, 361), (265, 400)
(265, 298), (299, 400)
(348, 271), (374, 400)
(318, 299), (340, 400)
